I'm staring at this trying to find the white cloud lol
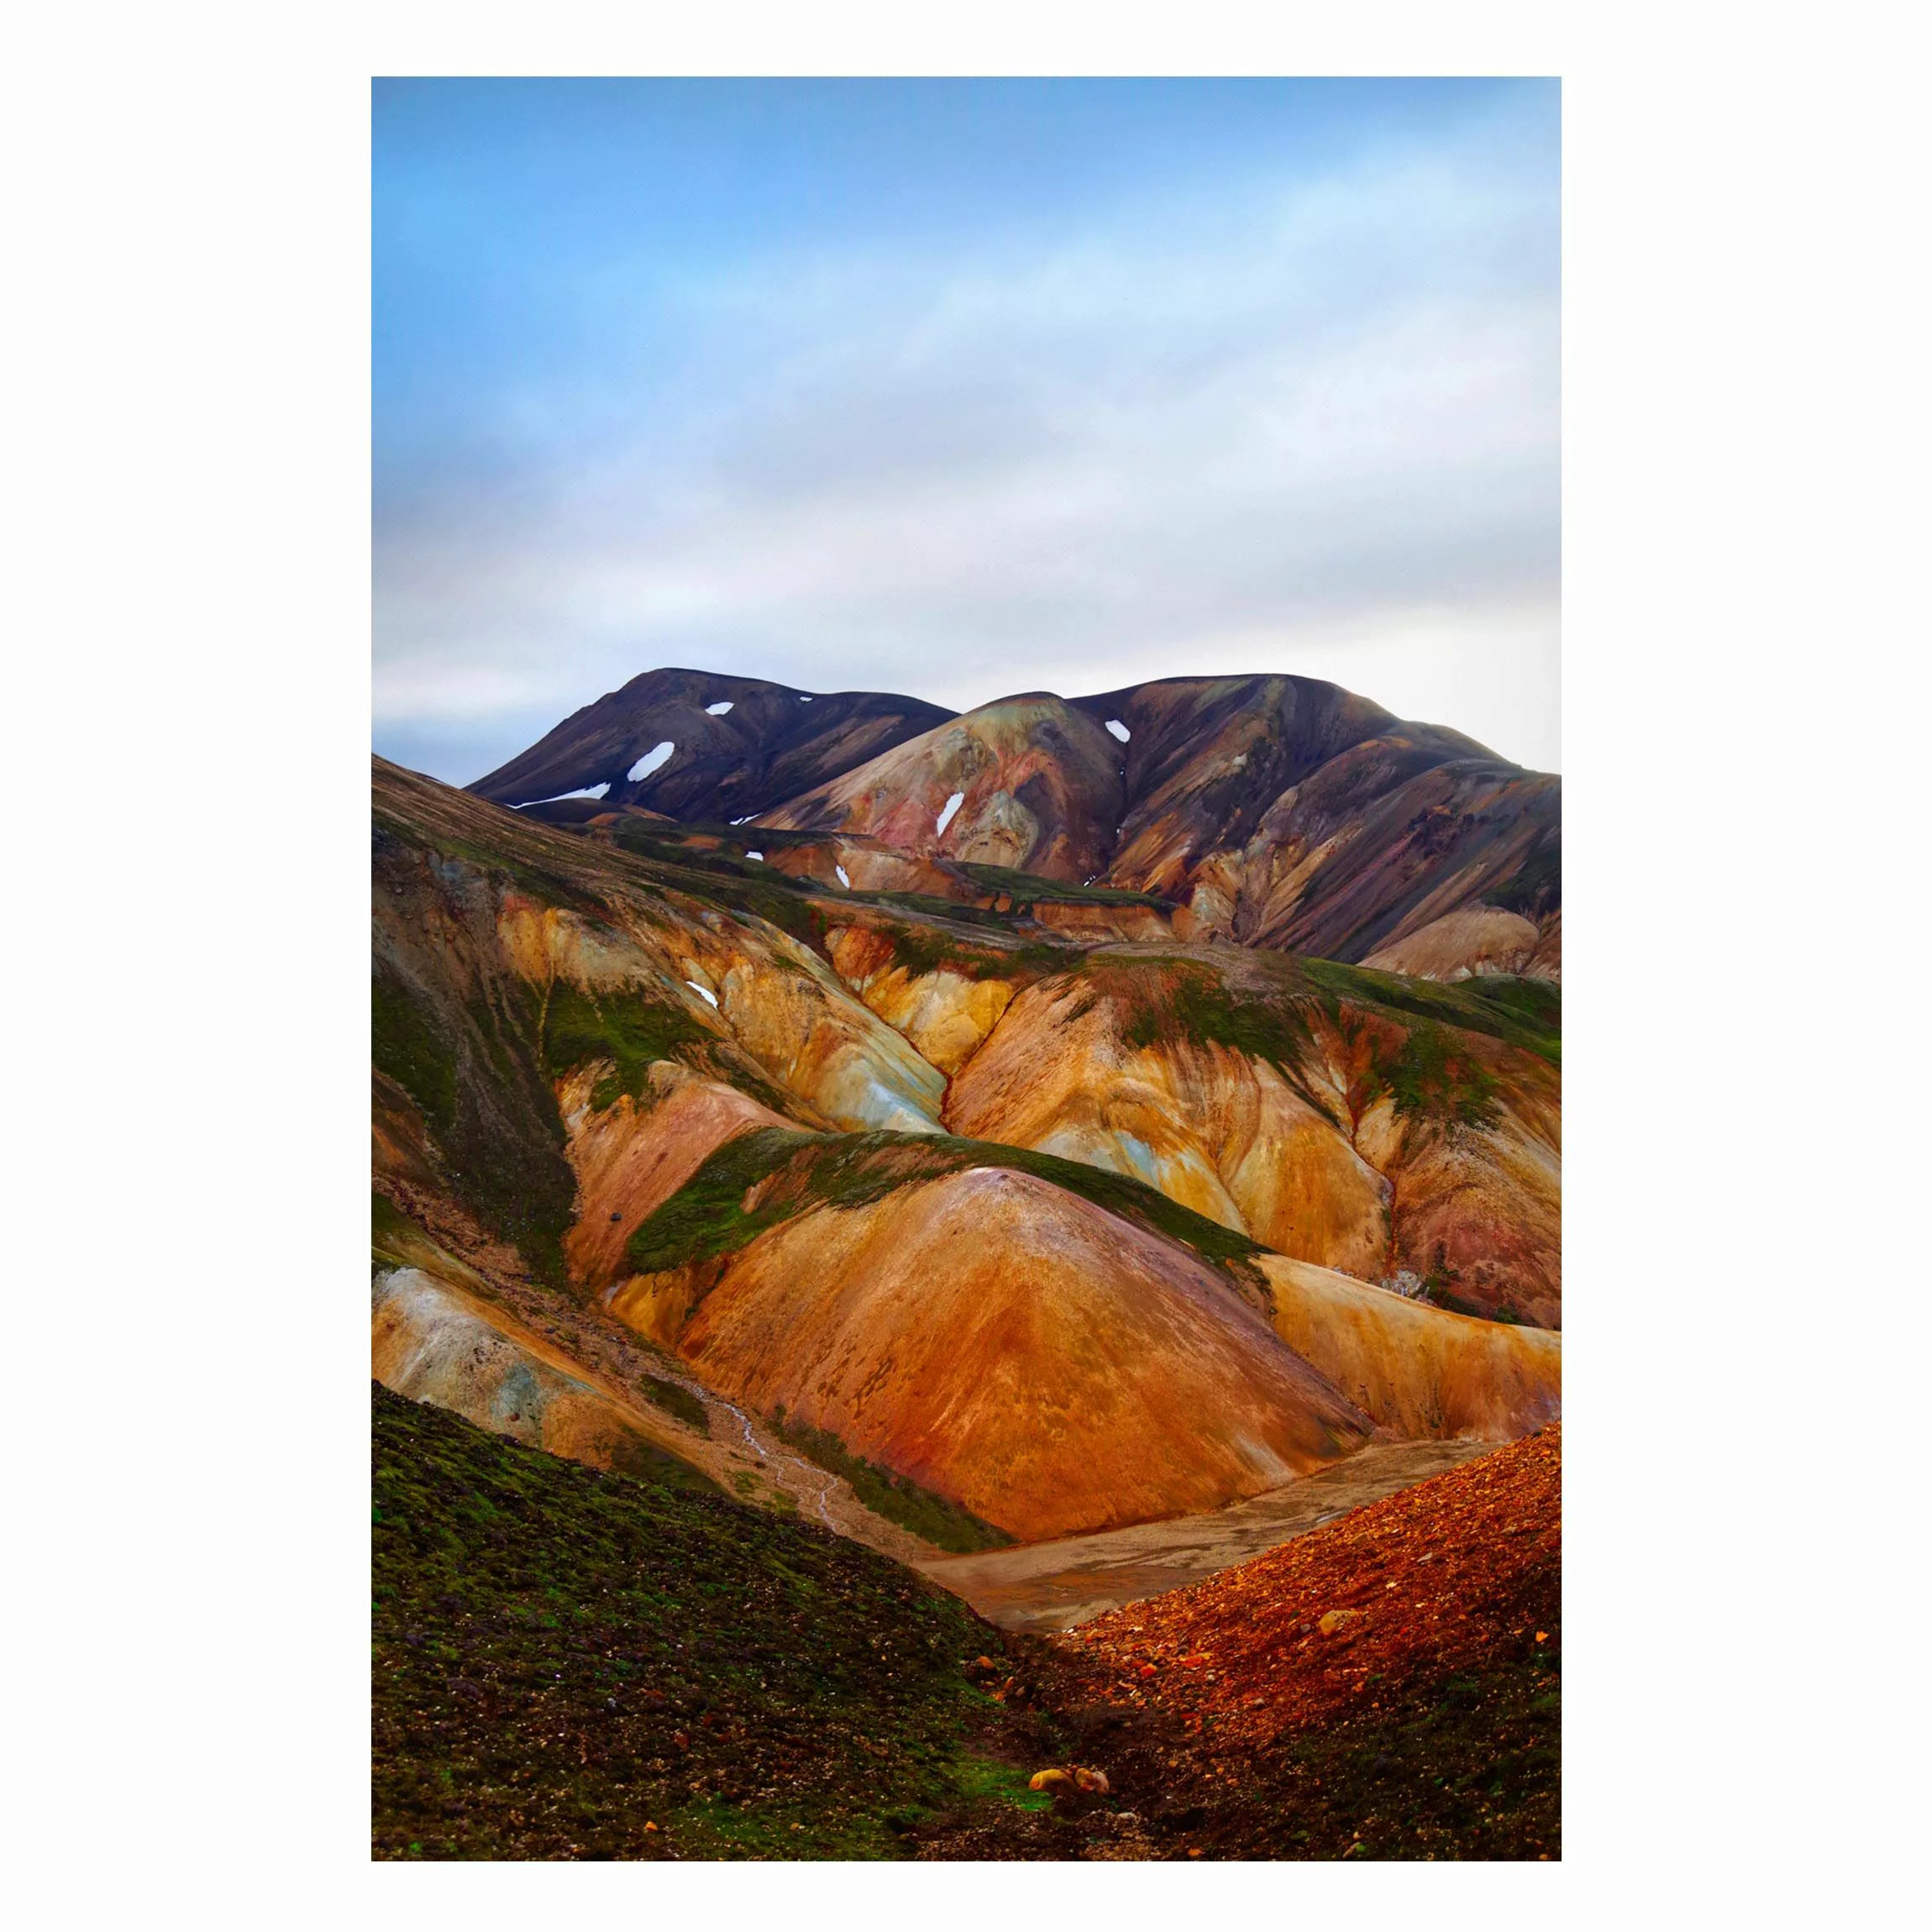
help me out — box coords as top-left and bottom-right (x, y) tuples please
(375, 111), (1559, 779)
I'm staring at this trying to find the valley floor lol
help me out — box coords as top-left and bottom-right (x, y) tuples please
(920, 1439), (1488, 1632)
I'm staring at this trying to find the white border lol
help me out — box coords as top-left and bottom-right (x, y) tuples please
(8, 3), (1920, 1924)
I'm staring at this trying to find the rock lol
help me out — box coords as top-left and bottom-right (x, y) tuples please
(1029, 1768), (1074, 1793)
(1319, 1609), (1361, 1635)
(1074, 1767), (1111, 1794)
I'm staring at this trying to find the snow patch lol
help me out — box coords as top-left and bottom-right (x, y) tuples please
(744, 850), (763, 862)
(685, 980), (718, 1008)
(518, 782), (609, 807)
(1105, 719), (1131, 743)
(627, 741), (675, 782)
(935, 790), (965, 836)
(797, 694), (812, 703)
(834, 864), (850, 889)
(705, 701), (733, 716)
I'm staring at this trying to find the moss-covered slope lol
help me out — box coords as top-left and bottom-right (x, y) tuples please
(372, 1383), (1052, 1861)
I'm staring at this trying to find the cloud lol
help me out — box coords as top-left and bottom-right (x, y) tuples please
(375, 106), (1559, 782)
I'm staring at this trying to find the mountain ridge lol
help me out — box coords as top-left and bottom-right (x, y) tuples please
(465, 664), (1558, 977)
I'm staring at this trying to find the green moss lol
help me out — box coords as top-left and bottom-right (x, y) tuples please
(370, 964), (576, 1289)
(623, 1127), (823, 1276)
(609, 823), (829, 947)
(870, 891), (1016, 932)
(1363, 1022), (1504, 1130)
(623, 1124), (1273, 1306)
(638, 1375), (710, 1435)
(948, 1752), (1055, 1814)
(371, 1383), (1033, 1861)
(1299, 959), (1560, 1067)
(877, 920), (1077, 984)
(372, 968), (459, 1131)
(953, 861), (1170, 909)
(1485, 835), (1562, 916)
(538, 979), (715, 1110)
(766, 1409), (1013, 1555)
(1109, 959), (1314, 1070)
(371, 1189), (419, 1257)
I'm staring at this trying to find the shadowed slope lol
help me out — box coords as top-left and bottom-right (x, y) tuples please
(469, 668), (953, 819)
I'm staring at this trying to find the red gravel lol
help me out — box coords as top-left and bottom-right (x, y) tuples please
(1068, 1426), (1562, 1753)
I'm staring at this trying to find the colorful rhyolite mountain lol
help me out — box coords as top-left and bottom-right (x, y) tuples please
(375, 666), (1557, 1553)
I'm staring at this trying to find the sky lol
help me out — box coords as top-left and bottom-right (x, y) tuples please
(373, 79), (1560, 784)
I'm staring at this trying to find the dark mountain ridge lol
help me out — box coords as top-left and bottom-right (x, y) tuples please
(470, 667), (955, 822)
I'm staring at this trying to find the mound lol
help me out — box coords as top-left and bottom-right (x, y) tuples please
(606, 1140), (1373, 1541)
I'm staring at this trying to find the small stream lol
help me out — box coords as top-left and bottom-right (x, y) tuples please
(654, 1363), (842, 1530)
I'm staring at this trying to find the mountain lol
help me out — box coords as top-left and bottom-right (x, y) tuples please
(376, 658), (1561, 1858)
(472, 669), (1559, 978)
(469, 667), (954, 823)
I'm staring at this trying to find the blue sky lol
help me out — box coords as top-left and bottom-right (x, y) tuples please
(374, 79), (1560, 782)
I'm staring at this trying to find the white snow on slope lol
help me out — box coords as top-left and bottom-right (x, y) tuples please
(1105, 719), (1131, 743)
(706, 701), (733, 716)
(935, 790), (965, 836)
(797, 694), (811, 703)
(627, 741), (675, 782)
(745, 850), (763, 862)
(835, 865), (850, 888)
(518, 782), (609, 807)
(685, 980), (718, 1008)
